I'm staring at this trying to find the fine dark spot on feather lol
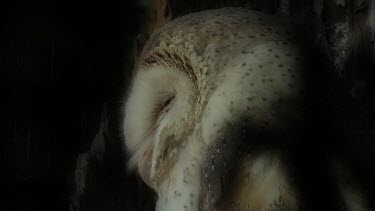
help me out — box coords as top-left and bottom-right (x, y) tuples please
(247, 97), (255, 101)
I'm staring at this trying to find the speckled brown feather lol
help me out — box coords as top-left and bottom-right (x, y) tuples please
(128, 7), (308, 211)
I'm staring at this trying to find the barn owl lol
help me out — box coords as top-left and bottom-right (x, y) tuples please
(123, 8), (367, 211)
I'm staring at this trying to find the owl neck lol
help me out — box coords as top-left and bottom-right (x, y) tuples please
(155, 161), (202, 211)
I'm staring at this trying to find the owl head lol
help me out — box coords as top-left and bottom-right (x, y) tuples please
(124, 8), (306, 211)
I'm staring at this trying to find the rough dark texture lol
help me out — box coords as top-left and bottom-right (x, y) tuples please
(70, 106), (155, 211)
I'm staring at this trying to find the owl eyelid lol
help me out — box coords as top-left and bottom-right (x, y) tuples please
(150, 94), (175, 120)
(162, 95), (175, 109)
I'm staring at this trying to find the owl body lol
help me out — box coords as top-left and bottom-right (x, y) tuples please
(124, 8), (365, 211)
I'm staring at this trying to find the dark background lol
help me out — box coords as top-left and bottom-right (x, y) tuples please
(1, 0), (154, 210)
(2, 0), (375, 210)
